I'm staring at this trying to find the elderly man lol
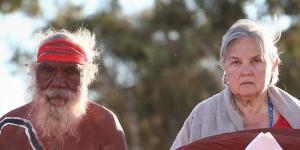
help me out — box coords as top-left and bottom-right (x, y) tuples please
(0, 28), (127, 150)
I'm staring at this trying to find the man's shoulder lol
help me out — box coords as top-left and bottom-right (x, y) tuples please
(87, 101), (115, 115)
(86, 101), (118, 123)
(0, 103), (32, 120)
(85, 101), (123, 132)
(84, 102), (126, 149)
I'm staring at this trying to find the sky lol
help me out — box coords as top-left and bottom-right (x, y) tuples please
(0, 0), (154, 117)
(0, 12), (44, 116)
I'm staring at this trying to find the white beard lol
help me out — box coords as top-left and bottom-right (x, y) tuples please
(28, 84), (88, 143)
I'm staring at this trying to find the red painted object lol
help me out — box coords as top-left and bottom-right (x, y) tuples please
(177, 128), (300, 150)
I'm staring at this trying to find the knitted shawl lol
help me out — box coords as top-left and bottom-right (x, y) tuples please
(170, 86), (300, 150)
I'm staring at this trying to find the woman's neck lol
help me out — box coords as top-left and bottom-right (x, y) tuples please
(233, 92), (276, 129)
(233, 93), (268, 116)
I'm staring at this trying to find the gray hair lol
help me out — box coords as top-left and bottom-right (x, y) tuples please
(30, 28), (100, 86)
(220, 19), (281, 85)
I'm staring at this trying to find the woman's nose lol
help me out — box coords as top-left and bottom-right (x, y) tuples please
(240, 64), (253, 75)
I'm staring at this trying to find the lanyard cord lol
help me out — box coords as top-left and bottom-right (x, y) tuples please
(268, 98), (273, 128)
(233, 97), (274, 128)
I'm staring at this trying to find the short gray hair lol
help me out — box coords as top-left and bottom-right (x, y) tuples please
(220, 19), (281, 85)
(30, 28), (100, 86)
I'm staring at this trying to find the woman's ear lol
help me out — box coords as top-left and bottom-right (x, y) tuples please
(272, 57), (280, 72)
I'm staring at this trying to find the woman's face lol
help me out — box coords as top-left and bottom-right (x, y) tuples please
(224, 37), (273, 98)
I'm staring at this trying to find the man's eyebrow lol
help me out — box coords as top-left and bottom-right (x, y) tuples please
(38, 63), (51, 68)
(64, 63), (80, 68)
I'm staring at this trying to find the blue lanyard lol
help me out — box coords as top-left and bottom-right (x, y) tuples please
(268, 98), (273, 128)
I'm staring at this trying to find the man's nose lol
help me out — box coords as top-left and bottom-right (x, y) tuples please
(50, 72), (68, 88)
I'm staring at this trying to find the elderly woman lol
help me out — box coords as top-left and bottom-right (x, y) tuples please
(170, 19), (300, 149)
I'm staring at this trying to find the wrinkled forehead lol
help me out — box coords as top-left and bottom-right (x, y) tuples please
(37, 61), (83, 69)
(225, 36), (265, 56)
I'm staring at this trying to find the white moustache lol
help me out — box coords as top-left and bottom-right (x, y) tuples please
(43, 88), (74, 100)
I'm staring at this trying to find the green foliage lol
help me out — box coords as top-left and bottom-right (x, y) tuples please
(3, 0), (300, 149)
(0, 0), (39, 15)
(277, 24), (300, 97)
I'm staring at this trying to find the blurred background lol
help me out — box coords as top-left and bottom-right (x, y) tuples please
(1, 0), (300, 149)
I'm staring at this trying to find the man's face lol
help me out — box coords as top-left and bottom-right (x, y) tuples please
(30, 61), (88, 140)
(36, 61), (83, 106)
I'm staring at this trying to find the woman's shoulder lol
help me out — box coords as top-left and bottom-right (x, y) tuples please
(191, 89), (227, 115)
(195, 88), (227, 108)
(270, 86), (300, 101)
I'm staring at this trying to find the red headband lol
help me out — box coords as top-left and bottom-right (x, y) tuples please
(37, 38), (88, 64)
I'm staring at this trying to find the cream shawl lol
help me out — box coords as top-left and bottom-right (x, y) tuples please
(170, 86), (300, 150)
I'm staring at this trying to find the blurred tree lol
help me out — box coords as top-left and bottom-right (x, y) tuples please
(0, 0), (39, 15)
(2, 0), (300, 149)
(45, 0), (243, 149)
(277, 25), (300, 97)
